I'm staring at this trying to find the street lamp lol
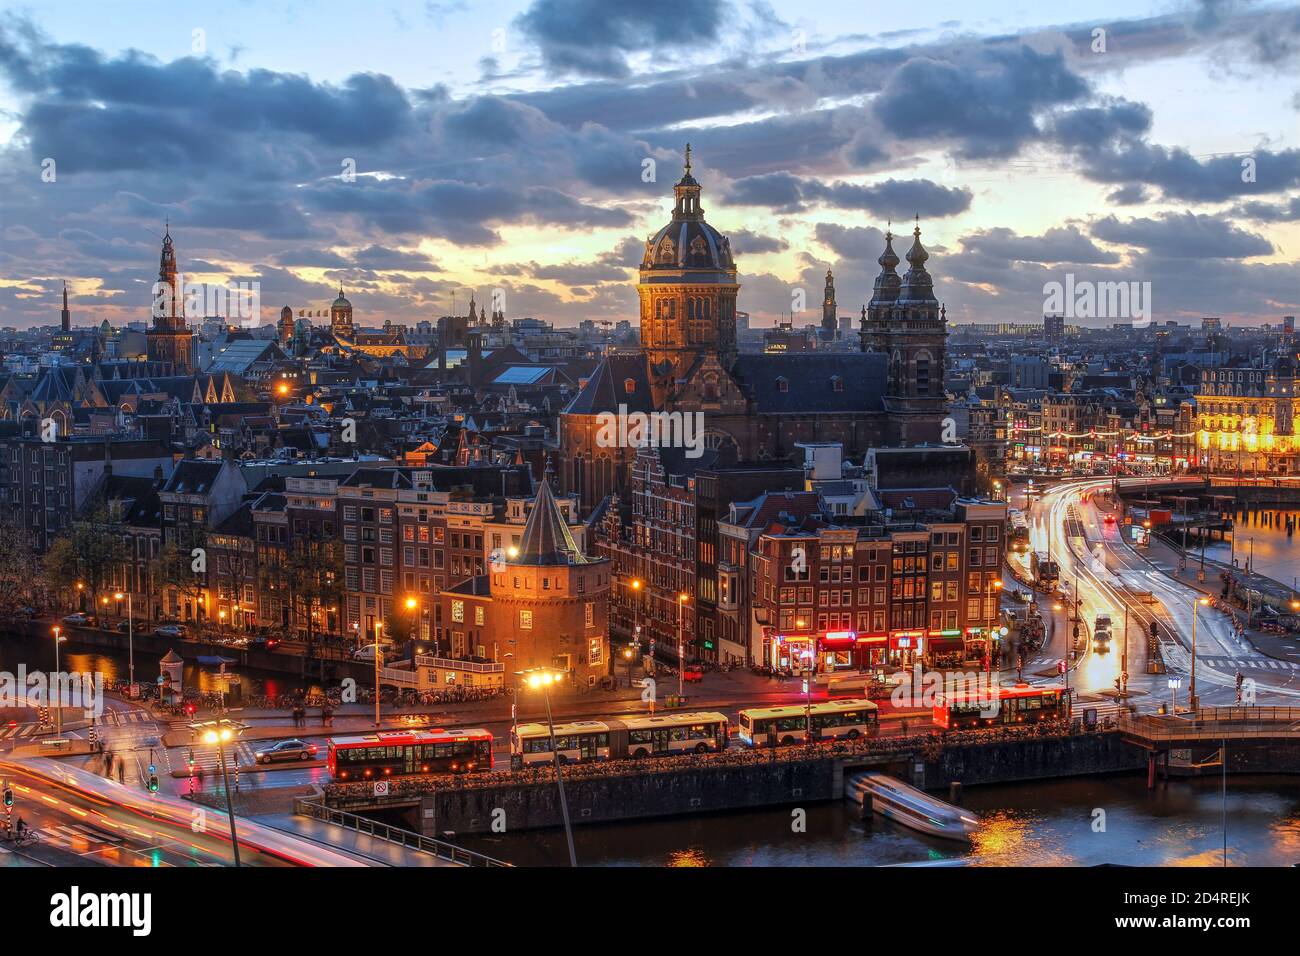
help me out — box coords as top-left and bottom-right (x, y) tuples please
(373, 620), (384, 728)
(630, 577), (643, 652)
(677, 592), (689, 698)
(191, 718), (247, 867)
(52, 625), (66, 736)
(518, 667), (577, 867)
(1189, 595), (1210, 713)
(114, 591), (134, 690)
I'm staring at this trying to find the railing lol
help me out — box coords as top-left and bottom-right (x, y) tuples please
(1118, 707), (1300, 742)
(379, 667), (418, 687)
(414, 655), (505, 674)
(293, 798), (510, 867)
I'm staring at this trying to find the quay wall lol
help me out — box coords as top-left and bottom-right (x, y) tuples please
(325, 733), (1153, 836)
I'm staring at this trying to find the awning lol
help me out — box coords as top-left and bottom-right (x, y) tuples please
(927, 637), (965, 655)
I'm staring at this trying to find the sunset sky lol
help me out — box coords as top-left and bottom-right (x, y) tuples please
(0, 0), (1297, 330)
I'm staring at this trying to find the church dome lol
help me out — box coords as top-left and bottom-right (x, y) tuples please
(640, 145), (735, 277)
(332, 285), (352, 310)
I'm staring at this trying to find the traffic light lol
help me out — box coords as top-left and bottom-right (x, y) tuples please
(2, 787), (12, 808)
(148, 774), (159, 793)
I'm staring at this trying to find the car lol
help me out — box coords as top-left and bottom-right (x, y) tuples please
(254, 738), (319, 764)
(1095, 614), (1113, 631)
(116, 619), (148, 634)
(154, 623), (187, 638)
(1103, 513), (1116, 525)
(61, 613), (92, 626)
(682, 663), (705, 683)
(353, 642), (395, 662)
(249, 635), (281, 651)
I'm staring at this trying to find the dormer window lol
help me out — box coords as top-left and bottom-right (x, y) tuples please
(831, 375), (843, 392)
(624, 378), (636, 395)
(776, 376), (789, 393)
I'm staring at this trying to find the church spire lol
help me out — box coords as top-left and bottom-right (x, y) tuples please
(61, 281), (71, 332)
(673, 142), (703, 220)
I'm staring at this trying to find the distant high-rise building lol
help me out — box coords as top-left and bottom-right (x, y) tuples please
(1043, 314), (1065, 340)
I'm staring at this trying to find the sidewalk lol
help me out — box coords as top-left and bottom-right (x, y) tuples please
(1126, 527), (1300, 664)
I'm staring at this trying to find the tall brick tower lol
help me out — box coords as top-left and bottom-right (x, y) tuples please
(146, 225), (193, 373)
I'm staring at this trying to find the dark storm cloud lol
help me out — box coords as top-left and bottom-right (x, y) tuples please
(813, 224), (887, 262)
(726, 173), (971, 219)
(1091, 212), (1273, 258)
(872, 46), (1088, 160)
(515, 0), (729, 78)
(729, 229), (789, 255)
(297, 177), (634, 245)
(960, 226), (1119, 265)
(1230, 195), (1300, 222)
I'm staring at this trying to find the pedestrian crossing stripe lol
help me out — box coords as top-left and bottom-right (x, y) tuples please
(0, 723), (38, 739)
(185, 743), (256, 772)
(37, 824), (122, 849)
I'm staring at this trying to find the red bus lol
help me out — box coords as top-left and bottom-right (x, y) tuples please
(933, 684), (1070, 730)
(327, 728), (493, 780)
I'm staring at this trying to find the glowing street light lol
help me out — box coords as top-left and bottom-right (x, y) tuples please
(517, 667), (576, 867)
(115, 591), (135, 689)
(191, 718), (247, 867)
(1189, 595), (1210, 712)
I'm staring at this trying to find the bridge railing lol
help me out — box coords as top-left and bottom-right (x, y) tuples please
(1118, 707), (1300, 742)
(293, 797), (510, 867)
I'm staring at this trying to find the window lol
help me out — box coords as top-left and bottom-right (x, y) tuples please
(474, 606), (485, 626)
(585, 602), (595, 627)
(451, 600), (464, 623)
(519, 609), (533, 630)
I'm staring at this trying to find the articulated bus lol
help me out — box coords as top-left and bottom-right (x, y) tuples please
(932, 684), (1070, 730)
(327, 728), (493, 780)
(737, 698), (879, 747)
(511, 711), (730, 765)
(1007, 511), (1031, 552)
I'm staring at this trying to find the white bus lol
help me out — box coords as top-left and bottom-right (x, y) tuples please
(738, 698), (879, 747)
(511, 711), (730, 764)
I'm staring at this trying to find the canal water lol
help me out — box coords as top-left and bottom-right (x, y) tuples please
(1199, 507), (1300, 592)
(461, 774), (1300, 867)
(0, 632), (318, 701)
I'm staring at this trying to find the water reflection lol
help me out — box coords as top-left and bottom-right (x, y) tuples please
(462, 775), (1300, 867)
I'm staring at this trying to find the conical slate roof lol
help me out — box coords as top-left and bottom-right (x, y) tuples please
(511, 479), (588, 566)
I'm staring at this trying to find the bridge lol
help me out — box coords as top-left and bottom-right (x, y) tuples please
(1118, 706), (1300, 746)
(1117, 706), (1300, 787)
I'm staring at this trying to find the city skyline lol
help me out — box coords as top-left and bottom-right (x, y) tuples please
(0, 0), (1298, 332)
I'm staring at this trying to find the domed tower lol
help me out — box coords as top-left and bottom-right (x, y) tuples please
(863, 219), (948, 445)
(146, 225), (193, 372)
(638, 144), (739, 390)
(330, 286), (354, 342)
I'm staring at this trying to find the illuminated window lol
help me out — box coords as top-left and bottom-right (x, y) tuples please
(519, 609), (533, 630)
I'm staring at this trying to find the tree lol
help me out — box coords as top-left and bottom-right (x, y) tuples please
(42, 507), (129, 614)
(152, 526), (208, 630)
(286, 535), (345, 681)
(0, 515), (39, 622)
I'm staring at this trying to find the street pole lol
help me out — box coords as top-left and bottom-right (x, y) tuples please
(52, 626), (62, 737)
(215, 736), (241, 868)
(1120, 602), (1129, 698)
(127, 592), (134, 690)
(373, 621), (383, 729)
(543, 685), (577, 867)
(1190, 598), (1199, 713)
(677, 595), (685, 699)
